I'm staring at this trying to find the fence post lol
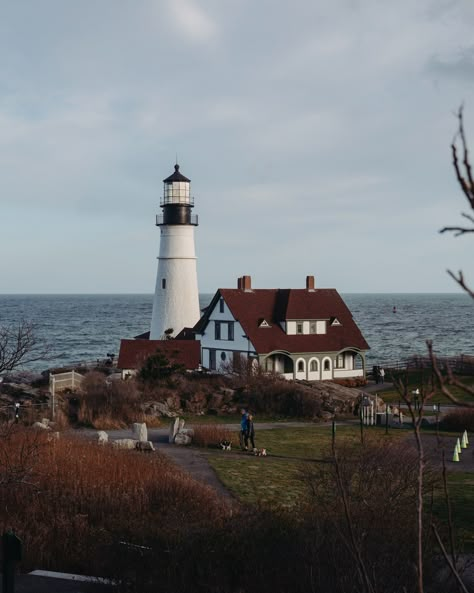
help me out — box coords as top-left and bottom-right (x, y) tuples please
(51, 376), (56, 420)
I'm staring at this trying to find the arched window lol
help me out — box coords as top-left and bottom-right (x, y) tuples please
(297, 360), (304, 372)
(324, 359), (330, 371)
(310, 359), (318, 372)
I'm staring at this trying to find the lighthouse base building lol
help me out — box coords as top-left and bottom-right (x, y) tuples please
(118, 274), (369, 382)
(192, 275), (369, 381)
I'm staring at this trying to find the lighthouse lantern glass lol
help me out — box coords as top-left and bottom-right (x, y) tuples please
(164, 181), (190, 204)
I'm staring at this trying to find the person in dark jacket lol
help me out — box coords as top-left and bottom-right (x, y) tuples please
(245, 414), (256, 452)
(240, 409), (249, 450)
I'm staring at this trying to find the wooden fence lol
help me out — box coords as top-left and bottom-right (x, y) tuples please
(375, 354), (474, 375)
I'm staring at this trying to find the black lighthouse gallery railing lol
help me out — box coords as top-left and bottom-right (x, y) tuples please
(155, 214), (198, 226)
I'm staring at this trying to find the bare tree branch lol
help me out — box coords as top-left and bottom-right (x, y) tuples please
(441, 105), (474, 296)
(446, 270), (474, 299)
(451, 105), (474, 210)
(0, 320), (51, 375)
(431, 523), (470, 593)
(427, 341), (474, 407)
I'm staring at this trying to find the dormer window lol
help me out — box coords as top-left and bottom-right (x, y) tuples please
(297, 323), (303, 334)
(310, 322), (316, 334)
(331, 317), (341, 326)
(258, 319), (271, 328)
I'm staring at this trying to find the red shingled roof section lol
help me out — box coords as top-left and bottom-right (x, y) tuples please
(219, 288), (369, 354)
(117, 339), (201, 370)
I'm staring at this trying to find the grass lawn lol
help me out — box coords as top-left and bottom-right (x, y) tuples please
(382, 372), (474, 405)
(206, 424), (400, 506)
(433, 472), (474, 551)
(206, 423), (474, 551)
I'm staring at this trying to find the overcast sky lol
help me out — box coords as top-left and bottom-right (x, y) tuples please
(1, 0), (473, 294)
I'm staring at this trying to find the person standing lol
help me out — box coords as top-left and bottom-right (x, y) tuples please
(380, 367), (385, 384)
(246, 414), (256, 452)
(373, 365), (380, 385)
(240, 409), (249, 450)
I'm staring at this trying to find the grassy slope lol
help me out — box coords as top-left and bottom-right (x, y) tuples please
(382, 372), (474, 404)
(206, 424), (474, 550)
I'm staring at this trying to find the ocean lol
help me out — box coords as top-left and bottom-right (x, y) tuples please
(0, 293), (472, 372)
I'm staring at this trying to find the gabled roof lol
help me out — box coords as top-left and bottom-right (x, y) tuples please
(195, 288), (369, 355)
(117, 339), (200, 370)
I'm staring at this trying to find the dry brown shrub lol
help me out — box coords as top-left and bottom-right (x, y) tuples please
(77, 372), (150, 428)
(439, 407), (474, 432)
(244, 378), (322, 418)
(192, 424), (236, 448)
(0, 428), (228, 577)
(301, 435), (437, 592)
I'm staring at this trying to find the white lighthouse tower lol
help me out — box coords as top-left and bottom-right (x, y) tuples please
(150, 164), (200, 340)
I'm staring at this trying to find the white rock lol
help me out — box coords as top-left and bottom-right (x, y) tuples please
(169, 418), (180, 443)
(131, 422), (148, 442)
(112, 439), (137, 450)
(178, 419), (185, 432)
(179, 428), (194, 437)
(135, 441), (155, 452)
(97, 431), (108, 445)
(33, 422), (51, 431)
(41, 418), (50, 426)
(174, 433), (192, 446)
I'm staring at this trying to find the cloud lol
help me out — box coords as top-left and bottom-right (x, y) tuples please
(165, 0), (217, 43)
(426, 48), (474, 83)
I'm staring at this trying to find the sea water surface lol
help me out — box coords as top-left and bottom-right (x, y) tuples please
(0, 293), (472, 371)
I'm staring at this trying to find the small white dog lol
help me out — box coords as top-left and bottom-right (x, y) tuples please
(254, 448), (267, 457)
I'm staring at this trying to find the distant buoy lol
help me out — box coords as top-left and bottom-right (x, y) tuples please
(393, 306), (397, 313)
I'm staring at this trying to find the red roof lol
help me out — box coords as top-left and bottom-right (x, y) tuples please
(206, 288), (369, 355)
(117, 339), (201, 370)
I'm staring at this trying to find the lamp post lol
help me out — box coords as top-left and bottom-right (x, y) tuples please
(412, 388), (420, 411)
(433, 404), (440, 438)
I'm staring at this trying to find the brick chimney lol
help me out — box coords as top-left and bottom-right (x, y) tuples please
(242, 275), (252, 291)
(237, 277), (243, 289)
(306, 275), (315, 291)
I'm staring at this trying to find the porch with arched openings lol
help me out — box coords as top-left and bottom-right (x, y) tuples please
(333, 348), (366, 379)
(262, 350), (294, 380)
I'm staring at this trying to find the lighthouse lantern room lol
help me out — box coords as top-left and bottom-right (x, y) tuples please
(150, 164), (200, 340)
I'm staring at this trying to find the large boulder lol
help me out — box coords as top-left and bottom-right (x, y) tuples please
(144, 401), (178, 418)
(132, 422), (148, 442)
(307, 382), (365, 416)
(97, 430), (108, 445)
(169, 418), (180, 443)
(33, 421), (51, 431)
(112, 439), (137, 450)
(136, 440), (155, 452)
(174, 433), (192, 446)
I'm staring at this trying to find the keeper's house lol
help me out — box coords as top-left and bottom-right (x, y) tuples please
(194, 275), (369, 381)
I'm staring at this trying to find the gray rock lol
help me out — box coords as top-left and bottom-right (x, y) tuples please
(132, 422), (148, 442)
(136, 441), (155, 452)
(178, 418), (185, 432)
(112, 439), (137, 450)
(155, 401), (178, 417)
(179, 428), (194, 437)
(174, 433), (192, 446)
(97, 430), (108, 445)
